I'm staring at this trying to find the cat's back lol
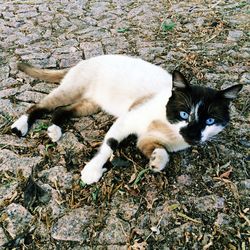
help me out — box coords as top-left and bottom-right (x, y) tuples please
(87, 54), (168, 78)
(79, 54), (172, 92)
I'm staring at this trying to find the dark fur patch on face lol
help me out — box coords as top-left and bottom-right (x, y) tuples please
(107, 138), (119, 151)
(166, 85), (231, 145)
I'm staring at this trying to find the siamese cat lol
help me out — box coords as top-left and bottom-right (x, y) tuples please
(11, 55), (243, 184)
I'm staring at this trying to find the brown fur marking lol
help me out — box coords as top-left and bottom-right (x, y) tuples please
(137, 120), (178, 158)
(147, 120), (178, 141)
(68, 99), (100, 117)
(137, 135), (165, 158)
(129, 94), (154, 111)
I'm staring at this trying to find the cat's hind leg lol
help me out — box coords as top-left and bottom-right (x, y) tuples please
(11, 106), (49, 137)
(11, 84), (82, 137)
(48, 99), (99, 142)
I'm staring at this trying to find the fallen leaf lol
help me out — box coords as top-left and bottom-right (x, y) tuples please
(166, 203), (180, 211)
(24, 176), (51, 209)
(129, 173), (137, 184)
(111, 157), (131, 168)
(177, 212), (202, 224)
(133, 168), (150, 185)
(161, 20), (176, 32)
(117, 27), (130, 33)
(150, 226), (160, 235)
(219, 167), (232, 179)
(145, 191), (158, 209)
(129, 239), (147, 250)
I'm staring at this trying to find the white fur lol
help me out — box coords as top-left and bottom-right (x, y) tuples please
(60, 55), (172, 117)
(166, 121), (189, 152)
(81, 143), (112, 184)
(47, 124), (62, 142)
(201, 124), (224, 142)
(11, 115), (28, 136)
(189, 101), (202, 122)
(149, 148), (169, 171)
(81, 158), (107, 184)
(194, 101), (202, 122)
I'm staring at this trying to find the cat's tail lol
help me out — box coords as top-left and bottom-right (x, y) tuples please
(17, 62), (69, 83)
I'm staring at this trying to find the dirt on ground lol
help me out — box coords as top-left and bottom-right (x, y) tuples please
(0, 0), (249, 249)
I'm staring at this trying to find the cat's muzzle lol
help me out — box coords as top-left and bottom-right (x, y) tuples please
(179, 131), (201, 145)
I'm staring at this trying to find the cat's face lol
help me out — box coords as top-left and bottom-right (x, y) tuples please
(166, 71), (243, 145)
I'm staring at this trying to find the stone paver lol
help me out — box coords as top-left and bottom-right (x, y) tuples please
(3, 203), (33, 238)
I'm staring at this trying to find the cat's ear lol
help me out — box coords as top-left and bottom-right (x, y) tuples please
(172, 70), (190, 89)
(219, 84), (243, 100)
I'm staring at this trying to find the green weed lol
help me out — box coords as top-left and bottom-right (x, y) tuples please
(161, 20), (176, 32)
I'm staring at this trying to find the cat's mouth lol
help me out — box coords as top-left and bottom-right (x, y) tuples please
(179, 130), (201, 146)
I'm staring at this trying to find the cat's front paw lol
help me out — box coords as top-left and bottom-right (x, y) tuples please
(81, 161), (107, 185)
(47, 124), (62, 142)
(149, 148), (169, 172)
(11, 115), (29, 137)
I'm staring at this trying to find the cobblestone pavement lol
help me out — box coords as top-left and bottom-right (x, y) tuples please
(0, 0), (249, 249)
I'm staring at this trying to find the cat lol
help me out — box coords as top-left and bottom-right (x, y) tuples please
(11, 55), (243, 184)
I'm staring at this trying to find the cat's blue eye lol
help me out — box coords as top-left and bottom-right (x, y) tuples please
(206, 118), (215, 125)
(179, 111), (189, 120)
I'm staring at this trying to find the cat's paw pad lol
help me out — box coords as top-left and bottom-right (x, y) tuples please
(149, 148), (169, 172)
(47, 124), (62, 142)
(81, 162), (107, 185)
(11, 115), (29, 137)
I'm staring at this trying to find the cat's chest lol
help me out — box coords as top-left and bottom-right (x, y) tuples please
(146, 120), (190, 152)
